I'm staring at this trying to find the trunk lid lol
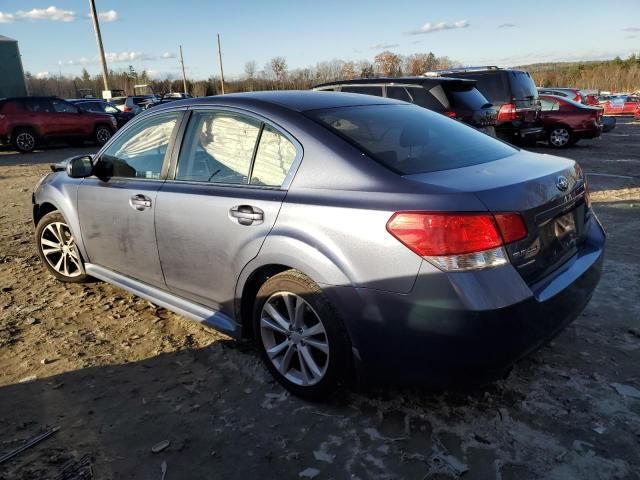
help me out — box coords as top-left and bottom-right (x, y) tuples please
(405, 151), (589, 284)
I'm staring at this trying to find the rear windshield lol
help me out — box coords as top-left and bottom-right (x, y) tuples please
(508, 71), (538, 100)
(447, 87), (491, 109)
(111, 98), (125, 105)
(307, 104), (516, 174)
(133, 96), (152, 105)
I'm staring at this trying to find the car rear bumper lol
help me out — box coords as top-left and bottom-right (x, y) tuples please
(327, 213), (605, 387)
(496, 124), (543, 142)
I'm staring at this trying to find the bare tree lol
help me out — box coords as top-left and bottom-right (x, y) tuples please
(270, 57), (288, 86)
(358, 60), (375, 78)
(244, 61), (257, 80)
(341, 61), (357, 80)
(374, 51), (402, 77)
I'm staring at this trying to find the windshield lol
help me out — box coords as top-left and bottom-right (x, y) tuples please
(307, 104), (516, 174)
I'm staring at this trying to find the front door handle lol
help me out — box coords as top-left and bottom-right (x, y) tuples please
(130, 194), (152, 211)
(230, 205), (264, 226)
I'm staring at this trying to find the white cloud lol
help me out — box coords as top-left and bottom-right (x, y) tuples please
(161, 51), (177, 59)
(35, 71), (49, 79)
(498, 23), (516, 28)
(97, 10), (118, 22)
(370, 42), (400, 50)
(105, 51), (156, 62)
(622, 27), (640, 32)
(16, 6), (76, 22)
(58, 57), (92, 66)
(0, 12), (16, 23)
(408, 20), (469, 35)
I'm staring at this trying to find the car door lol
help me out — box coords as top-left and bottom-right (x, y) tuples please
(23, 98), (59, 136)
(77, 110), (184, 288)
(155, 108), (301, 311)
(539, 98), (561, 126)
(50, 98), (85, 136)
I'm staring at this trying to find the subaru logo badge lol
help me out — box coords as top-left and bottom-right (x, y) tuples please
(556, 176), (569, 191)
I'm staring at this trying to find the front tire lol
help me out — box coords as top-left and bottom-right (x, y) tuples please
(36, 211), (88, 282)
(94, 125), (112, 146)
(253, 270), (350, 400)
(548, 126), (572, 148)
(12, 128), (37, 153)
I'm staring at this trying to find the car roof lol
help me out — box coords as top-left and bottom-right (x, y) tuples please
(155, 90), (405, 113)
(314, 76), (475, 89)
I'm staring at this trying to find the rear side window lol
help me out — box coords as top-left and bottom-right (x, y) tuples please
(51, 99), (79, 113)
(308, 104), (516, 175)
(100, 112), (180, 179)
(78, 102), (103, 112)
(341, 86), (383, 97)
(176, 111), (261, 184)
(25, 98), (52, 113)
(459, 73), (507, 104)
(250, 125), (297, 187)
(386, 87), (412, 102)
(405, 87), (444, 110)
(539, 99), (559, 111)
(508, 72), (538, 101)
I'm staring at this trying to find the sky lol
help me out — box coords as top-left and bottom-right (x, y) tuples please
(1, 0), (639, 80)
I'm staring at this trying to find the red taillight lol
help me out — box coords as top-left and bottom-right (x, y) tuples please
(443, 111), (457, 118)
(497, 103), (517, 122)
(386, 212), (527, 258)
(123, 106), (132, 112)
(574, 92), (581, 102)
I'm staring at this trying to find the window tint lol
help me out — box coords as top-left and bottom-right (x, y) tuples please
(79, 102), (103, 112)
(250, 125), (297, 187)
(461, 73), (506, 104)
(406, 87), (445, 110)
(508, 72), (538, 100)
(25, 98), (52, 113)
(341, 86), (383, 97)
(111, 98), (125, 105)
(104, 104), (119, 113)
(100, 112), (180, 179)
(308, 104), (516, 175)
(51, 99), (79, 113)
(448, 87), (491, 109)
(176, 111), (261, 184)
(386, 86), (412, 102)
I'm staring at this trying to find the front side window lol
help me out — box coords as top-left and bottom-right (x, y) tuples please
(308, 104), (516, 175)
(51, 98), (79, 113)
(250, 125), (297, 186)
(99, 112), (181, 179)
(176, 111), (261, 184)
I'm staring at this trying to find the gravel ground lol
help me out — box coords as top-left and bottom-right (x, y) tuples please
(0, 121), (639, 480)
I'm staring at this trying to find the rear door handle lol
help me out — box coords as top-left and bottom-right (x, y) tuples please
(230, 205), (264, 226)
(130, 194), (152, 211)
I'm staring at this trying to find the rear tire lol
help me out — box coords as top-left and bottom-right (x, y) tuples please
(36, 211), (89, 283)
(94, 125), (112, 146)
(548, 126), (572, 148)
(252, 270), (351, 401)
(12, 128), (37, 153)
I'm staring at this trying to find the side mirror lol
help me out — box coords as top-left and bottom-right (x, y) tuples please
(66, 155), (94, 178)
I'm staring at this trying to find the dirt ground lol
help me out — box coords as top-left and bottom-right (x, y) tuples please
(0, 121), (639, 480)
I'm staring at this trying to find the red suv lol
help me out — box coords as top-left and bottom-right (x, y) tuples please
(0, 96), (117, 153)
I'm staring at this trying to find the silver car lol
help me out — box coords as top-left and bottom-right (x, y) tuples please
(32, 91), (605, 399)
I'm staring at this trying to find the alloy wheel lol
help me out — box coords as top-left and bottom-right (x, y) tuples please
(259, 292), (330, 386)
(96, 127), (111, 144)
(550, 128), (570, 147)
(40, 222), (83, 278)
(16, 132), (35, 151)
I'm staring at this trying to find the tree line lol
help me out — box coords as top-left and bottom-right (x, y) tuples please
(25, 52), (640, 99)
(24, 51), (458, 98)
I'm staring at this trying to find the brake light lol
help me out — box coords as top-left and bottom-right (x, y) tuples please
(573, 92), (581, 102)
(123, 106), (132, 112)
(497, 103), (517, 122)
(386, 212), (528, 271)
(443, 111), (457, 118)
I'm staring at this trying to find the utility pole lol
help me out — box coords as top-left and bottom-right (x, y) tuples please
(89, 0), (110, 93)
(217, 33), (225, 94)
(179, 45), (188, 95)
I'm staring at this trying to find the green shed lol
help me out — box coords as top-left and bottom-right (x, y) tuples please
(0, 35), (28, 97)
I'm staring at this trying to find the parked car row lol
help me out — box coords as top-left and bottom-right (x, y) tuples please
(0, 96), (117, 152)
(315, 66), (610, 149)
(33, 90), (605, 399)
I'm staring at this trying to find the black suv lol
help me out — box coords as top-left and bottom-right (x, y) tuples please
(313, 77), (498, 136)
(424, 66), (542, 144)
